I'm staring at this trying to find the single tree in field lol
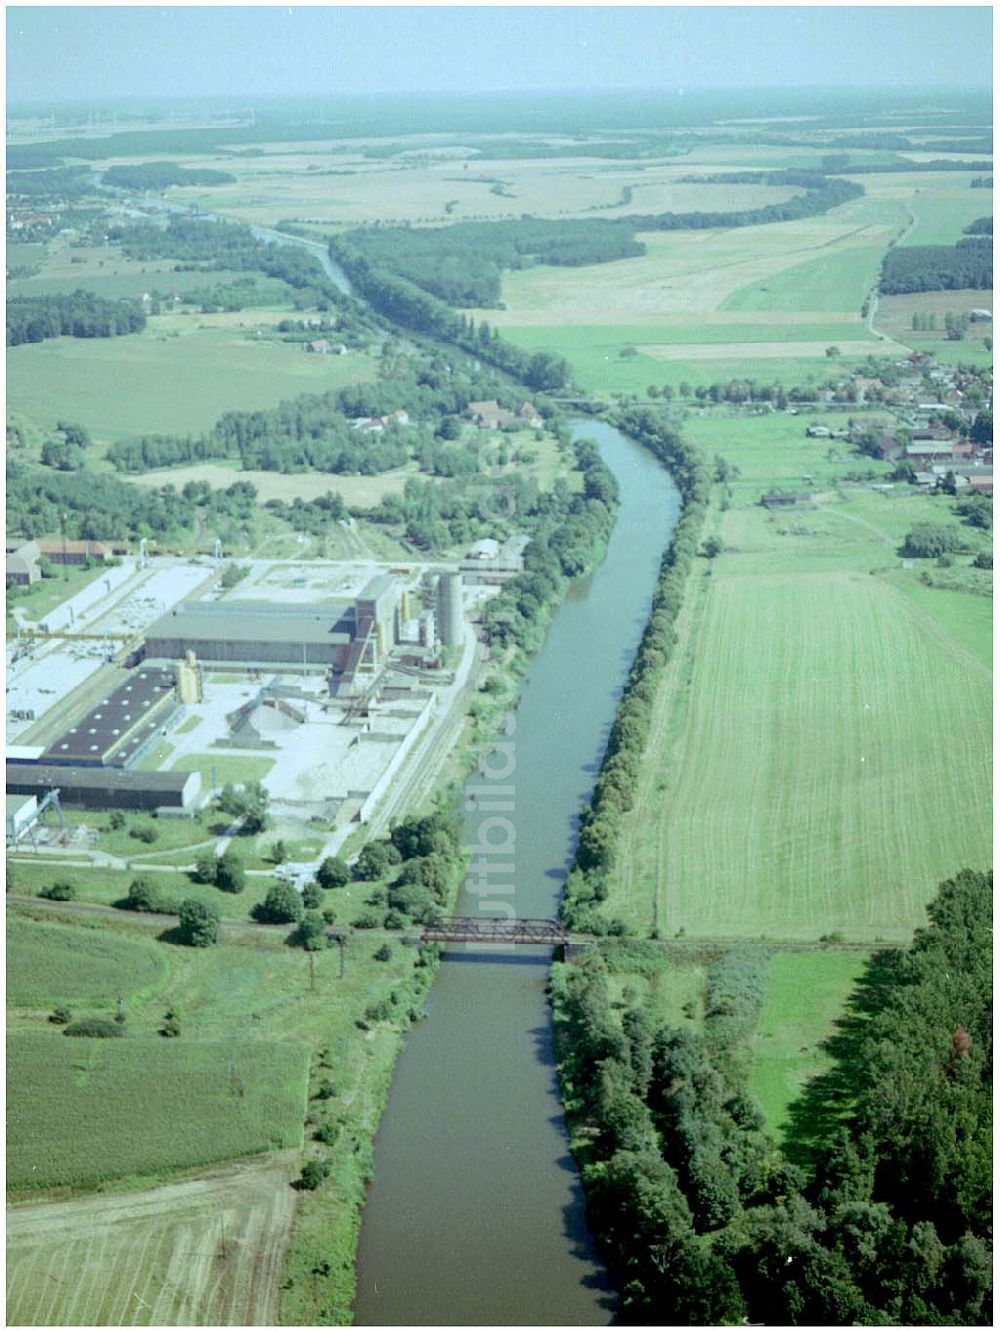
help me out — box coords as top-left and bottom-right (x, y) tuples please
(178, 898), (220, 947)
(316, 855), (351, 889)
(256, 881), (304, 924)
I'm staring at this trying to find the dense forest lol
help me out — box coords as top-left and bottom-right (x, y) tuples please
(6, 458), (259, 546)
(339, 173), (864, 308)
(880, 243), (993, 294)
(553, 868), (992, 1325)
(102, 162), (236, 190)
(7, 290), (146, 346)
(332, 236), (572, 389)
(110, 216), (347, 309)
(6, 164), (97, 200)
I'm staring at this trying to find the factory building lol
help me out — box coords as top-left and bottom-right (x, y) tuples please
(145, 601), (356, 670)
(41, 667), (178, 768)
(6, 763), (201, 812)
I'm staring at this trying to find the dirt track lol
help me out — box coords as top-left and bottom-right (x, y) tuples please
(6, 1153), (298, 1326)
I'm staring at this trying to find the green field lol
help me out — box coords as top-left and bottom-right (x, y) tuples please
(7, 1032), (308, 1191)
(8, 266), (292, 304)
(721, 244), (888, 313)
(503, 324), (880, 395)
(6, 323), (374, 441)
(902, 187), (994, 247)
(172, 752), (276, 786)
(6, 860), (279, 920)
(6, 918), (167, 1008)
(611, 408), (992, 943)
(750, 950), (869, 1132)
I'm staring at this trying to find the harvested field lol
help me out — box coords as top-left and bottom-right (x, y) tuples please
(6, 1154), (297, 1325)
(479, 193), (904, 326)
(169, 153), (800, 228)
(638, 338), (894, 361)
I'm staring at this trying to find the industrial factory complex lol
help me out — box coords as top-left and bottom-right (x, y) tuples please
(6, 550), (492, 844)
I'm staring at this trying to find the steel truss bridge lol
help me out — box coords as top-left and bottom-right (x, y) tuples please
(419, 915), (573, 946)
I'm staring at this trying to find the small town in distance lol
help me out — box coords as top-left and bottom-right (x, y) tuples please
(4, 7), (992, 1330)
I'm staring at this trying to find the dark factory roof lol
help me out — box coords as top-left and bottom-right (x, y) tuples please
(6, 763), (196, 795)
(41, 668), (177, 767)
(146, 600), (354, 646)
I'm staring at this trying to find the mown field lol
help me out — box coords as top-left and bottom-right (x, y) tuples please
(6, 1155), (298, 1326)
(610, 411), (992, 943)
(749, 949), (870, 1133)
(6, 321), (375, 442)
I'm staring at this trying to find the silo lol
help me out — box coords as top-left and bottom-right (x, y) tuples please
(436, 572), (464, 647)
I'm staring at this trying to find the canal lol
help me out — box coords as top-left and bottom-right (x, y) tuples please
(353, 419), (681, 1325)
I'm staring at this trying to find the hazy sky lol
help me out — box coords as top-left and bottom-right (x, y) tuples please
(6, 5), (993, 104)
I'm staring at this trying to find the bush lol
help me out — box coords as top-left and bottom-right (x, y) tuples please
(160, 1007), (182, 1037)
(178, 898), (220, 947)
(352, 909), (384, 929)
(63, 1018), (125, 1038)
(39, 880), (74, 901)
(254, 881), (304, 924)
(297, 1158), (331, 1190)
(214, 850), (245, 894)
(193, 850), (217, 884)
(108, 810), (126, 831)
(124, 875), (165, 913)
(298, 911), (327, 951)
(129, 822), (159, 844)
(373, 941), (393, 962)
(48, 1005), (73, 1025)
(316, 855), (350, 889)
(302, 881), (323, 910)
(354, 841), (402, 880)
(901, 523), (965, 558)
(313, 1121), (338, 1145)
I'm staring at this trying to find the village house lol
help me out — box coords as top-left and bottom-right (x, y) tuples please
(5, 541), (41, 587)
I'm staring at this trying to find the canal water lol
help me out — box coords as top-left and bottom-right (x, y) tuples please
(353, 420), (681, 1325)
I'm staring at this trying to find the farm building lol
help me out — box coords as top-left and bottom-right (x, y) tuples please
(760, 491), (813, 509)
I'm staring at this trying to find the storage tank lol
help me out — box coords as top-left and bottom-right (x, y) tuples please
(436, 572), (463, 647)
